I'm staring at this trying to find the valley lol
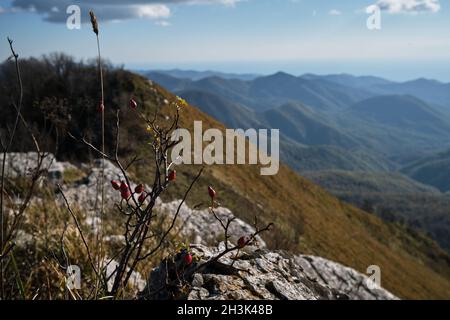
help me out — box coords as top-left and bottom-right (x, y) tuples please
(141, 69), (450, 252)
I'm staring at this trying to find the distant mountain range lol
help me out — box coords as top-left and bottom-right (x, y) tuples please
(138, 69), (260, 81)
(143, 70), (450, 167)
(302, 73), (450, 112)
(141, 69), (450, 252)
(146, 70), (450, 111)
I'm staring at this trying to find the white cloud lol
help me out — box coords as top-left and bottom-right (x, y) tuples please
(376, 0), (440, 14)
(328, 9), (342, 16)
(0, 6), (4, 14)
(136, 4), (171, 19)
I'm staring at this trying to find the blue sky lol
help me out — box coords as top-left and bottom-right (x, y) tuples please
(0, 0), (449, 81)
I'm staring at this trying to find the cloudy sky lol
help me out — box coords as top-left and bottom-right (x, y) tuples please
(0, 0), (449, 81)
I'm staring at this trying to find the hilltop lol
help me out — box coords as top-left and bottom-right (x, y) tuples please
(1, 56), (449, 299)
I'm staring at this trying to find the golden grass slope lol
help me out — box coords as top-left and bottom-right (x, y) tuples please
(127, 73), (450, 299)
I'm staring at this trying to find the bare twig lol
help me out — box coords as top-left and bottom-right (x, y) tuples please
(136, 167), (204, 263)
(1, 38), (24, 298)
(192, 222), (273, 275)
(57, 184), (101, 281)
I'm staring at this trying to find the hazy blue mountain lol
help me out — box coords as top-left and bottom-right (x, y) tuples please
(301, 74), (450, 112)
(145, 70), (450, 168)
(177, 90), (390, 172)
(247, 72), (373, 111)
(301, 73), (393, 89)
(260, 101), (358, 148)
(401, 149), (450, 192)
(145, 71), (191, 92)
(373, 79), (450, 110)
(145, 69), (450, 111)
(337, 95), (450, 158)
(144, 70), (450, 251)
(188, 76), (259, 109)
(178, 89), (261, 129)
(142, 69), (260, 81)
(346, 95), (450, 134)
(144, 70), (375, 112)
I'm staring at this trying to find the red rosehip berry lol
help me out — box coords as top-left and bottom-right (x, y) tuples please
(184, 253), (193, 265)
(120, 181), (129, 192)
(98, 102), (105, 113)
(121, 189), (131, 200)
(129, 98), (138, 109)
(111, 180), (120, 190)
(208, 186), (216, 199)
(138, 192), (146, 204)
(135, 184), (144, 194)
(237, 236), (250, 249)
(168, 170), (176, 182)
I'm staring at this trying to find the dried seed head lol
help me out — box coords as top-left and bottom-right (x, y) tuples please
(89, 10), (99, 35)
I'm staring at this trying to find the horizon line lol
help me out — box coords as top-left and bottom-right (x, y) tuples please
(131, 68), (450, 85)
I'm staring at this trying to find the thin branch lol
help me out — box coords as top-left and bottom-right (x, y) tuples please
(57, 184), (101, 281)
(1, 38), (23, 299)
(137, 167), (204, 262)
(68, 132), (113, 161)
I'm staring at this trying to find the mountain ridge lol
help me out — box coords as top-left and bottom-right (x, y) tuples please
(141, 68), (450, 260)
(2, 57), (449, 298)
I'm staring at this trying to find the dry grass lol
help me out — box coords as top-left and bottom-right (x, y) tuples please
(2, 183), (183, 300)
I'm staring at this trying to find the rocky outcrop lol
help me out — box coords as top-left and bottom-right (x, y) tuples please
(142, 243), (397, 300)
(0, 152), (76, 182)
(57, 157), (265, 247)
(6, 153), (398, 300)
(158, 201), (267, 248)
